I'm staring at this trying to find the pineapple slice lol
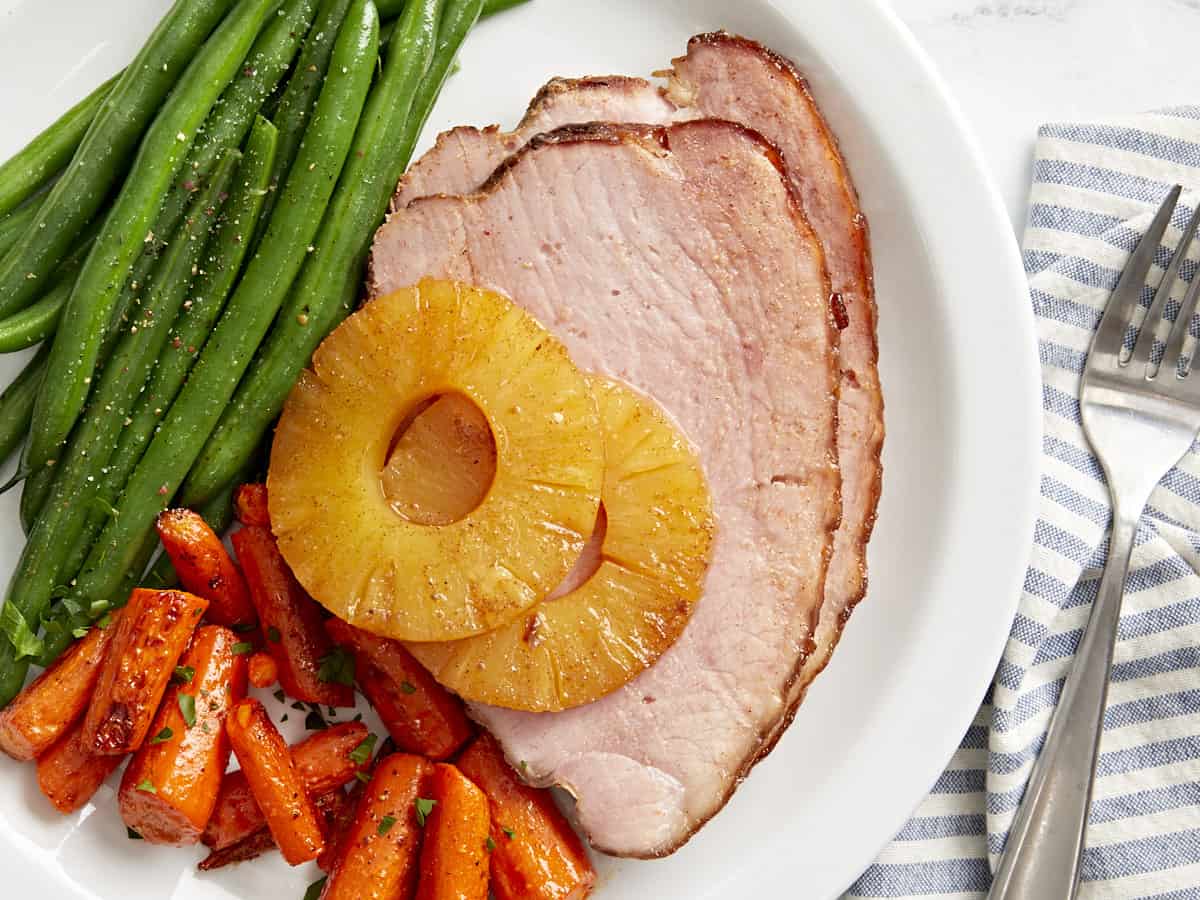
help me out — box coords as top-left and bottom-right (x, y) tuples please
(408, 376), (715, 712)
(267, 278), (604, 643)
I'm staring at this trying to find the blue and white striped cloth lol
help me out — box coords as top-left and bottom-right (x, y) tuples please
(848, 111), (1200, 899)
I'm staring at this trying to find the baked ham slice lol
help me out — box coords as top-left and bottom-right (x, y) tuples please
(370, 120), (840, 857)
(397, 32), (883, 733)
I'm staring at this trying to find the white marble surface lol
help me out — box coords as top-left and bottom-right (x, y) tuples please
(893, 0), (1200, 231)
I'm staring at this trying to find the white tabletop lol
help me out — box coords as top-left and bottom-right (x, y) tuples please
(894, 0), (1200, 231)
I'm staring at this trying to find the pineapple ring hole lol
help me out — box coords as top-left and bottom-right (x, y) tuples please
(380, 391), (498, 526)
(546, 504), (608, 600)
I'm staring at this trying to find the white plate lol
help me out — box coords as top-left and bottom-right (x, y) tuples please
(0, 0), (1040, 897)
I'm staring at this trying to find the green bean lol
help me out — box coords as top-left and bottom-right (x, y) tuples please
(61, 116), (279, 586)
(18, 467), (49, 536)
(63, 1), (382, 639)
(479, 0), (530, 15)
(185, 0), (468, 506)
(0, 74), (121, 220)
(23, 0), (275, 481)
(0, 222), (100, 354)
(0, 347), (48, 470)
(0, 0), (238, 321)
(0, 152), (240, 706)
(250, 0), (354, 251)
(0, 194), (49, 262)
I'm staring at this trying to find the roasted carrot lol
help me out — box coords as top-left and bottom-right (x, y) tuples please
(457, 734), (596, 900)
(198, 826), (277, 871)
(416, 763), (491, 900)
(247, 651), (278, 688)
(319, 737), (397, 872)
(225, 698), (326, 864)
(118, 625), (247, 845)
(83, 588), (209, 755)
(204, 720), (370, 849)
(197, 788), (348, 871)
(36, 717), (125, 814)
(232, 526), (354, 707)
(320, 753), (433, 900)
(157, 508), (256, 629)
(0, 613), (119, 760)
(234, 483), (270, 527)
(325, 618), (472, 759)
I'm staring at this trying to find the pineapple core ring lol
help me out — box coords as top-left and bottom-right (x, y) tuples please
(407, 376), (715, 712)
(267, 279), (604, 643)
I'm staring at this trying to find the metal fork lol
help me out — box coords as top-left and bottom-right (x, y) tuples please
(989, 185), (1200, 900)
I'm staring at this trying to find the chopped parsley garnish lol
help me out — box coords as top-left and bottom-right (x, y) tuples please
(126, 828), (143, 841)
(135, 779), (157, 794)
(399, 681), (416, 695)
(317, 646), (355, 686)
(267, 626), (281, 643)
(502, 826), (515, 840)
(304, 709), (328, 731)
(349, 734), (377, 765)
(71, 626), (89, 639)
(232, 622), (257, 634)
(291, 701), (306, 711)
(149, 727), (174, 745)
(273, 689), (286, 703)
(231, 641), (254, 655)
(485, 836), (496, 852)
(355, 771), (371, 784)
(414, 797), (436, 827)
(173, 665), (195, 684)
(302, 877), (327, 900)
(281, 713), (289, 723)
(377, 815), (397, 836)
(178, 693), (197, 728)
(96, 612), (113, 630)
(519, 760), (528, 773)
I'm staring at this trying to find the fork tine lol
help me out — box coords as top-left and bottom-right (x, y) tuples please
(1091, 185), (1182, 359)
(1132, 199), (1200, 369)
(1160, 254), (1200, 378)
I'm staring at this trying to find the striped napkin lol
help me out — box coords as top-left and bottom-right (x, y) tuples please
(847, 110), (1200, 899)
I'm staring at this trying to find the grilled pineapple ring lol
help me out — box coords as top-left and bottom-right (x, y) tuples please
(267, 279), (604, 643)
(408, 376), (715, 712)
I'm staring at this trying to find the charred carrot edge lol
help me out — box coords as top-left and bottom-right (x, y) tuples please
(247, 651), (278, 688)
(198, 826), (277, 871)
(119, 625), (247, 845)
(231, 526), (354, 707)
(197, 789), (346, 871)
(234, 483), (270, 528)
(457, 734), (596, 900)
(226, 697), (326, 865)
(203, 720), (370, 850)
(0, 613), (119, 760)
(415, 763), (491, 900)
(320, 753), (433, 900)
(83, 589), (209, 755)
(157, 509), (257, 628)
(36, 716), (125, 814)
(325, 618), (472, 759)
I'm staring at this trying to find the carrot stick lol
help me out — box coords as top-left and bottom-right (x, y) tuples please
(36, 716), (125, 814)
(203, 720), (370, 849)
(457, 734), (596, 900)
(319, 737), (396, 872)
(320, 753), (433, 900)
(226, 697), (326, 865)
(325, 618), (472, 759)
(157, 509), (256, 628)
(198, 826), (277, 871)
(197, 788), (348, 871)
(232, 526), (354, 707)
(247, 651), (278, 688)
(118, 625), (247, 845)
(415, 763), (491, 900)
(234, 483), (270, 527)
(83, 589), (209, 755)
(0, 613), (119, 760)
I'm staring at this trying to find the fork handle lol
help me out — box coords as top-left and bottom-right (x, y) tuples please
(987, 505), (1141, 900)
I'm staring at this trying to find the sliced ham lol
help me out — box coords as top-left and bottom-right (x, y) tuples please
(369, 119), (841, 857)
(397, 32), (883, 729)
